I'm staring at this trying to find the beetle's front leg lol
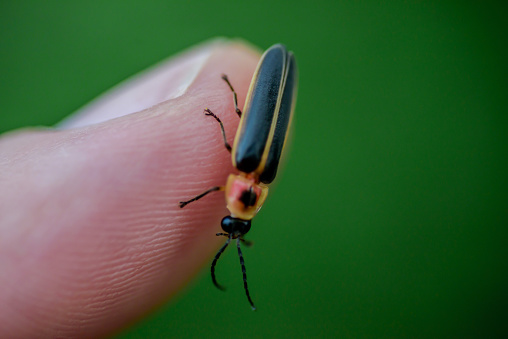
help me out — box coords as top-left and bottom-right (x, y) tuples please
(179, 186), (224, 208)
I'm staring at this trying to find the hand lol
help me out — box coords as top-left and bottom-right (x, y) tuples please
(0, 40), (259, 338)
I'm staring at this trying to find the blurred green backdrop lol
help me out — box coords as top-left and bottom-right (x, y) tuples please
(1, 1), (507, 338)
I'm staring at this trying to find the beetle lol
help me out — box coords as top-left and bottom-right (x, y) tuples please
(179, 44), (298, 310)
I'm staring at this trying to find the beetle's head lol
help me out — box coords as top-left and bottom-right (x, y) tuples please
(221, 216), (251, 237)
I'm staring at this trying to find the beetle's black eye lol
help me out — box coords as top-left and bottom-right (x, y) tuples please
(221, 216), (234, 233)
(239, 187), (257, 207)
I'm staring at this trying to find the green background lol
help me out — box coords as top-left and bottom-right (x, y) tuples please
(1, 1), (507, 338)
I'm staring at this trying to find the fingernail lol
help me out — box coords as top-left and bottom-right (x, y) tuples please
(59, 39), (228, 129)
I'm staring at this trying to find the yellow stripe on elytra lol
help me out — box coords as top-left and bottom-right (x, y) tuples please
(255, 50), (288, 175)
(231, 51), (268, 168)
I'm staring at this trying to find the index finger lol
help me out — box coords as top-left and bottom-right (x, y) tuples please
(0, 40), (260, 338)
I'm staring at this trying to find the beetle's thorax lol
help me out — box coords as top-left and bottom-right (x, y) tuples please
(225, 174), (268, 220)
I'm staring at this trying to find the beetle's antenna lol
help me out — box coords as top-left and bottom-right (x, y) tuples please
(211, 234), (232, 291)
(236, 237), (256, 310)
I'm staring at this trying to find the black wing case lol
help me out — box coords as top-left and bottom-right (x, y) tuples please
(233, 44), (298, 184)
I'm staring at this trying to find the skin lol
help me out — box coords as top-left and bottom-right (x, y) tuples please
(0, 40), (260, 338)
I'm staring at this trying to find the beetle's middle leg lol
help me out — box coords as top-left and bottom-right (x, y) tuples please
(204, 109), (232, 152)
(202, 75), (241, 152)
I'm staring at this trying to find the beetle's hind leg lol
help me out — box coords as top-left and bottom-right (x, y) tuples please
(221, 74), (242, 117)
(202, 75), (241, 153)
(179, 186), (223, 208)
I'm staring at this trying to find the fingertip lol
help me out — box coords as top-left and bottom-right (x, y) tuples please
(0, 40), (261, 337)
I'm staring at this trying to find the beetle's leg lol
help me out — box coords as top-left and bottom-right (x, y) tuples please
(204, 109), (232, 152)
(179, 186), (223, 208)
(221, 74), (242, 117)
(240, 238), (253, 247)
